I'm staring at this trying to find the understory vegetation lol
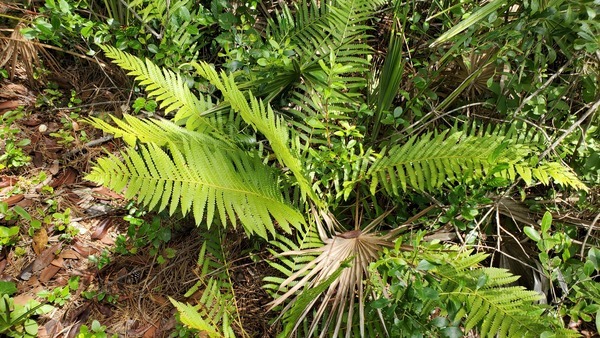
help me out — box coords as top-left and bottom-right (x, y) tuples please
(1, 0), (599, 337)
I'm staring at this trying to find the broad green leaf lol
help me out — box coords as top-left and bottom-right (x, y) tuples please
(0, 281), (17, 296)
(524, 226), (541, 242)
(541, 212), (552, 234)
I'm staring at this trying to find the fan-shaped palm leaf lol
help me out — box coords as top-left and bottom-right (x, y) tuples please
(268, 208), (395, 338)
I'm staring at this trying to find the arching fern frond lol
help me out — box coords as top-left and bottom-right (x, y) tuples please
(258, 0), (384, 104)
(86, 129), (304, 238)
(102, 45), (214, 131)
(368, 127), (587, 194)
(170, 297), (224, 338)
(422, 250), (578, 338)
(86, 114), (233, 149)
(192, 62), (322, 207)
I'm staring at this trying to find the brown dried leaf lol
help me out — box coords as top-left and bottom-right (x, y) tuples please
(42, 319), (62, 338)
(50, 257), (64, 268)
(31, 243), (61, 273)
(2, 194), (23, 206)
(72, 241), (97, 257)
(67, 323), (82, 338)
(0, 175), (17, 188)
(0, 84), (28, 99)
(91, 218), (114, 241)
(142, 325), (157, 338)
(49, 167), (78, 188)
(32, 227), (48, 255)
(49, 160), (60, 175)
(0, 100), (20, 111)
(150, 293), (169, 306)
(39, 265), (61, 282)
(32, 151), (44, 167)
(15, 198), (34, 208)
(22, 116), (42, 127)
(13, 294), (35, 306)
(59, 249), (80, 259)
(92, 186), (124, 200)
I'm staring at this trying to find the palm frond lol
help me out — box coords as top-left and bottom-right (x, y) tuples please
(369, 1), (407, 140)
(267, 209), (394, 338)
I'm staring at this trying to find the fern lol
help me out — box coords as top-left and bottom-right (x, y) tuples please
(170, 228), (241, 338)
(86, 117), (303, 238)
(192, 62), (322, 206)
(87, 114), (232, 149)
(102, 45), (213, 131)
(433, 253), (545, 337)
(373, 247), (577, 338)
(259, 0), (383, 115)
(170, 298), (223, 338)
(368, 126), (587, 194)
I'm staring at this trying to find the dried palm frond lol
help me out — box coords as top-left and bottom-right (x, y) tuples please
(268, 207), (396, 338)
(0, 21), (41, 84)
(438, 47), (501, 105)
(454, 48), (500, 97)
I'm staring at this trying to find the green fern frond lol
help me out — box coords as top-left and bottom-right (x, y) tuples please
(434, 261), (545, 337)
(369, 129), (509, 193)
(408, 248), (566, 337)
(192, 62), (322, 206)
(101, 45), (213, 130)
(85, 134), (303, 238)
(86, 114), (232, 149)
(260, 0), (383, 104)
(177, 228), (241, 338)
(169, 297), (223, 338)
(368, 127), (587, 194)
(269, 0), (382, 69)
(173, 278), (238, 338)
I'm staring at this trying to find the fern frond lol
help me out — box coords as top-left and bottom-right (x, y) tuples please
(86, 114), (232, 149)
(176, 228), (241, 338)
(369, 129), (508, 193)
(269, 0), (382, 69)
(170, 298), (223, 338)
(368, 127), (587, 194)
(85, 133), (303, 238)
(192, 62), (322, 206)
(101, 45), (213, 131)
(419, 249), (563, 338)
(260, 0), (384, 106)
